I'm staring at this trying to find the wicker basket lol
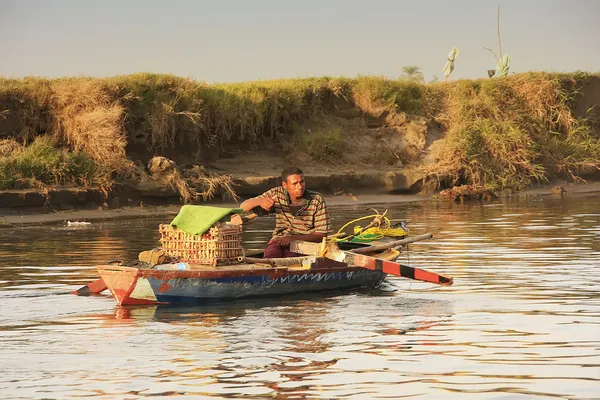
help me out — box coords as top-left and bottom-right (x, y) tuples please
(159, 223), (244, 266)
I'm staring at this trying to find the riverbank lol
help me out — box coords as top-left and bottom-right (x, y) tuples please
(1, 72), (599, 211)
(3, 181), (600, 227)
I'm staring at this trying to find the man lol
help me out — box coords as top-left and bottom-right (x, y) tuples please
(240, 167), (331, 258)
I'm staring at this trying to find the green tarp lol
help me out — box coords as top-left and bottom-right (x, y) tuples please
(170, 205), (243, 236)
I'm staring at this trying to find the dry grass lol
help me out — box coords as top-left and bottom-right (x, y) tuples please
(0, 139), (23, 157)
(145, 156), (238, 203)
(423, 72), (600, 191)
(146, 156), (199, 203)
(50, 79), (130, 175)
(196, 174), (239, 201)
(183, 165), (239, 201)
(0, 77), (53, 144)
(107, 74), (205, 153)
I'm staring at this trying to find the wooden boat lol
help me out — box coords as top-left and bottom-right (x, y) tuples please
(72, 203), (453, 305)
(95, 248), (400, 306)
(89, 233), (452, 306)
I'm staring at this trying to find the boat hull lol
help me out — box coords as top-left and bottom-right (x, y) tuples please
(98, 257), (389, 305)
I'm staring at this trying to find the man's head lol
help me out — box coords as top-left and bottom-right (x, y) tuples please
(281, 166), (306, 201)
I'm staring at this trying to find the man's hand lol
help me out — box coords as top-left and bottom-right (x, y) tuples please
(273, 236), (291, 246)
(258, 197), (275, 211)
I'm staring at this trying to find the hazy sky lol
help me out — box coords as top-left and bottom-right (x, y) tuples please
(1, 0), (598, 83)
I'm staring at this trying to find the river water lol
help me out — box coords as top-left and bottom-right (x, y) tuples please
(0, 192), (599, 399)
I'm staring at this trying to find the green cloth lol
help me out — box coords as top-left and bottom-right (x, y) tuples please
(333, 232), (381, 243)
(170, 205), (243, 236)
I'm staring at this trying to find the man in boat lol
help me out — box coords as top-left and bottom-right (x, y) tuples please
(240, 166), (331, 258)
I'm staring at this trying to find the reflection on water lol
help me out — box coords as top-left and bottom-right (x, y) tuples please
(0, 192), (599, 399)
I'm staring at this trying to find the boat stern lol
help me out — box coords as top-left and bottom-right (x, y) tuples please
(97, 265), (160, 305)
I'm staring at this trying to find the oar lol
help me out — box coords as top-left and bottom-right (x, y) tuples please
(71, 278), (107, 296)
(327, 246), (453, 286)
(73, 261), (126, 295)
(290, 239), (453, 286)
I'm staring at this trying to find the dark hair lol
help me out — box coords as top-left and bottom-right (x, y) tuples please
(281, 166), (303, 183)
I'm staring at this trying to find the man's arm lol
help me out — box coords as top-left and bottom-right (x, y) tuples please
(312, 194), (331, 236)
(240, 197), (274, 212)
(240, 188), (277, 214)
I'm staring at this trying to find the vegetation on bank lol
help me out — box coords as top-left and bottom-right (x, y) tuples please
(428, 72), (600, 191)
(0, 72), (598, 200)
(0, 137), (99, 189)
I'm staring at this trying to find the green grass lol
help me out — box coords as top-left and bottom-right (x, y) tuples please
(0, 137), (99, 189)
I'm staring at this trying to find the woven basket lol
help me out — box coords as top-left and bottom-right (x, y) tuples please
(159, 223), (244, 266)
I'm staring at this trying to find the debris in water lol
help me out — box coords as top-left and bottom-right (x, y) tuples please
(66, 221), (91, 227)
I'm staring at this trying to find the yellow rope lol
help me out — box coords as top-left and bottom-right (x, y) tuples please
(334, 214), (407, 242)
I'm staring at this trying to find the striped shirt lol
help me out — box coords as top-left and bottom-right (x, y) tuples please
(251, 186), (331, 237)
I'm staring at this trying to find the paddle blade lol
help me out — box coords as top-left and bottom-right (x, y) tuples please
(71, 278), (108, 296)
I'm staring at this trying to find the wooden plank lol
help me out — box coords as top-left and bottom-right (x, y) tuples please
(351, 233), (433, 254)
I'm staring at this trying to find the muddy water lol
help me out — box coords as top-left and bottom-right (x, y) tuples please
(0, 192), (599, 399)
